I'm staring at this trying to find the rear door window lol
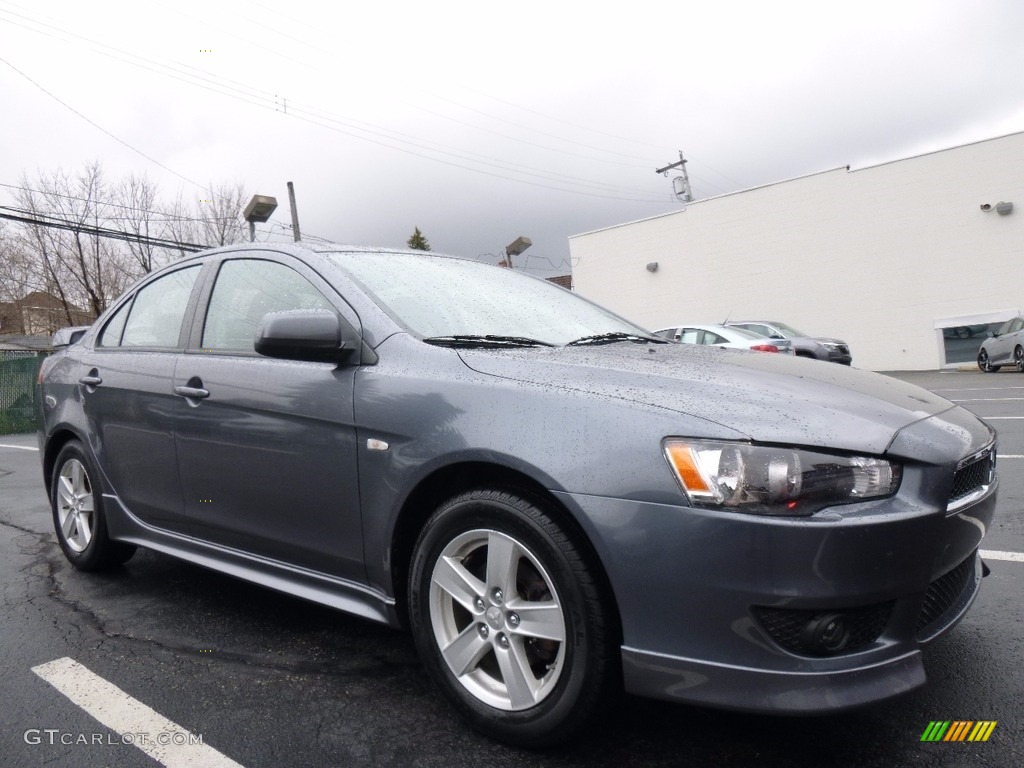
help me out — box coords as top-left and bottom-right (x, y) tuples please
(120, 266), (201, 348)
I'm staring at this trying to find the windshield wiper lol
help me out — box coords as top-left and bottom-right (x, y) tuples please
(566, 332), (665, 346)
(423, 334), (555, 348)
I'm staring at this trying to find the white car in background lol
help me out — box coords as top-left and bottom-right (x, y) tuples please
(653, 323), (795, 354)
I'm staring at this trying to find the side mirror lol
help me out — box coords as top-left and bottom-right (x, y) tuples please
(51, 326), (91, 349)
(254, 310), (360, 363)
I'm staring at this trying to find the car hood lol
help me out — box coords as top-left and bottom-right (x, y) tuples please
(458, 342), (953, 455)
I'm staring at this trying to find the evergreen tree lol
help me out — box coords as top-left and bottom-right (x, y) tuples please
(407, 227), (431, 251)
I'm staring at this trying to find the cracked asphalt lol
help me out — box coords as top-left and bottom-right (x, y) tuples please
(1, 370), (1022, 767)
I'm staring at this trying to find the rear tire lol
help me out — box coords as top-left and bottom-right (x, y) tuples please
(51, 440), (136, 571)
(408, 489), (616, 747)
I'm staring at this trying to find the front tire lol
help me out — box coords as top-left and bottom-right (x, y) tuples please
(1014, 346), (1024, 372)
(408, 489), (616, 747)
(51, 440), (136, 571)
(978, 349), (1001, 373)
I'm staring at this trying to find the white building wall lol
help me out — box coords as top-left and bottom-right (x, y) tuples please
(570, 132), (1024, 370)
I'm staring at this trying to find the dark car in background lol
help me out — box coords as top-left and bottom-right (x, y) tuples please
(38, 244), (995, 746)
(977, 316), (1024, 372)
(726, 320), (853, 364)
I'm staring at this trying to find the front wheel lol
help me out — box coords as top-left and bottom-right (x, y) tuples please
(978, 349), (1001, 373)
(408, 489), (616, 747)
(1015, 346), (1024, 372)
(51, 440), (136, 570)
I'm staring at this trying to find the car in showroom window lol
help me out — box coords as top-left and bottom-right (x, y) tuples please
(38, 244), (997, 747)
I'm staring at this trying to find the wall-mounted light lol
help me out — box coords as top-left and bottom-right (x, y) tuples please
(646, 262), (659, 272)
(981, 201), (1013, 215)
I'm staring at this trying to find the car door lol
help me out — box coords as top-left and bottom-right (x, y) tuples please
(172, 255), (364, 580)
(700, 330), (731, 348)
(989, 319), (1018, 364)
(77, 263), (203, 533)
(678, 328), (701, 345)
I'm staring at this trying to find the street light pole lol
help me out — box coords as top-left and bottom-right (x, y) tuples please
(505, 236), (532, 269)
(242, 194), (279, 243)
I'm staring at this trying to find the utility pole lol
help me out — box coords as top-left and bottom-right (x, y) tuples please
(655, 151), (692, 203)
(287, 181), (301, 242)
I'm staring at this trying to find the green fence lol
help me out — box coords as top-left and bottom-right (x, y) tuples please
(0, 352), (46, 435)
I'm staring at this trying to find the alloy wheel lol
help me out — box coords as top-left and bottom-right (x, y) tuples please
(57, 458), (94, 552)
(428, 528), (567, 711)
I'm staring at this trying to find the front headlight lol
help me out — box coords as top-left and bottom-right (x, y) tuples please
(663, 440), (902, 516)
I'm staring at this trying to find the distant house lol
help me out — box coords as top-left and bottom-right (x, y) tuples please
(0, 292), (93, 336)
(545, 275), (573, 290)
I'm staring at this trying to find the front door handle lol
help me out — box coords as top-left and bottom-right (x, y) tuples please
(173, 386), (210, 399)
(79, 370), (102, 392)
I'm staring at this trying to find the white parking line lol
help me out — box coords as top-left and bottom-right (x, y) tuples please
(0, 443), (38, 451)
(997, 455), (1024, 459)
(981, 417), (1024, 420)
(951, 397), (1024, 402)
(980, 550), (1024, 563)
(31, 658), (243, 768)
(933, 386), (1024, 392)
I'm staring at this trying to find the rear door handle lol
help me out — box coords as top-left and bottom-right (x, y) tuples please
(79, 375), (103, 387)
(173, 386), (210, 399)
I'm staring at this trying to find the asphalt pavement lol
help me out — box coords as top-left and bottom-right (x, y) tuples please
(1, 369), (1022, 767)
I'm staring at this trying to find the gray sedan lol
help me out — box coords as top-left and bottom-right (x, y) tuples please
(977, 316), (1024, 372)
(38, 244), (996, 747)
(726, 320), (853, 364)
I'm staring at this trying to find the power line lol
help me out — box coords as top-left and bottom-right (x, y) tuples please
(0, 54), (209, 194)
(0, 7), (671, 203)
(0, 207), (210, 251)
(0, 181), (235, 223)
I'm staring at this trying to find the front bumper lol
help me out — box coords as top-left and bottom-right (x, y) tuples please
(552, 467), (996, 714)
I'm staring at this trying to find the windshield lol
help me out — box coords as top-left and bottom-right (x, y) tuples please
(328, 251), (653, 346)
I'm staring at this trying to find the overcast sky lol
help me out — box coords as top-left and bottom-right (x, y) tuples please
(3, 0), (1023, 276)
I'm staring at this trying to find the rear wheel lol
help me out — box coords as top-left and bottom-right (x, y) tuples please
(51, 441), (136, 570)
(408, 489), (616, 747)
(978, 349), (1000, 373)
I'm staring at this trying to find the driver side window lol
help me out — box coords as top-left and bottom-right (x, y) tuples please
(202, 259), (335, 352)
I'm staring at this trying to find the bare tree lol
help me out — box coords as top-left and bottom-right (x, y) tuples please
(116, 172), (160, 274)
(161, 189), (201, 260)
(5, 163), (249, 331)
(14, 163), (125, 318)
(197, 181), (246, 247)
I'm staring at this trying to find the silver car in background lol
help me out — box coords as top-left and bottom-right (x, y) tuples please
(655, 323), (794, 354)
(977, 316), (1024, 372)
(38, 244), (995, 747)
